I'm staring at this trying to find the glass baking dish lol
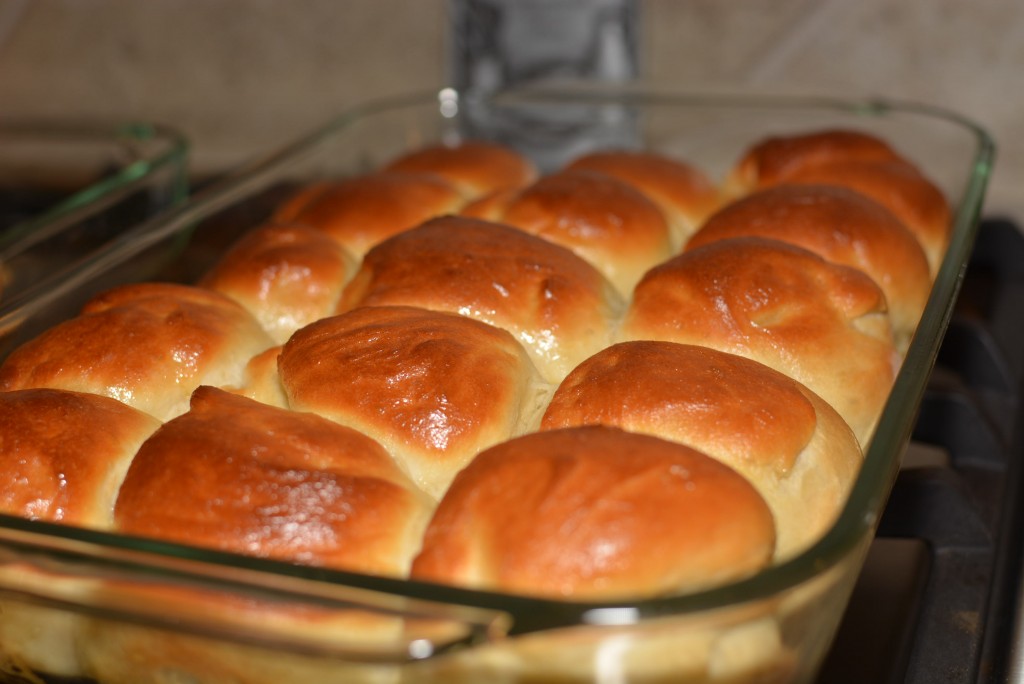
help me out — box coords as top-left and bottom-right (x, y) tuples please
(0, 122), (189, 358)
(0, 89), (993, 684)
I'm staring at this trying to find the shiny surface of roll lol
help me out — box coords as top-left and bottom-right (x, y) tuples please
(114, 386), (433, 576)
(272, 171), (465, 258)
(686, 184), (931, 348)
(383, 140), (538, 199)
(565, 149), (721, 249)
(336, 216), (624, 383)
(0, 388), (161, 529)
(723, 128), (950, 274)
(0, 283), (275, 421)
(199, 223), (358, 344)
(540, 342), (862, 559)
(782, 160), (952, 275)
(724, 129), (905, 194)
(462, 169), (674, 296)
(621, 237), (899, 446)
(411, 425), (775, 599)
(279, 306), (550, 499)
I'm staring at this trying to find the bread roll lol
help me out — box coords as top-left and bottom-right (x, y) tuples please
(279, 306), (550, 499)
(724, 129), (907, 195)
(781, 161), (951, 275)
(0, 388), (160, 679)
(411, 425), (775, 599)
(540, 342), (862, 559)
(114, 386), (432, 576)
(461, 169), (674, 296)
(337, 216), (624, 384)
(383, 140), (538, 199)
(272, 171), (465, 258)
(723, 128), (950, 274)
(620, 237), (899, 446)
(565, 149), (720, 249)
(0, 388), (160, 528)
(199, 223), (358, 344)
(686, 184), (931, 349)
(0, 283), (274, 421)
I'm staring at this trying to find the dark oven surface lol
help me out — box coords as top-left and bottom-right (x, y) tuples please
(818, 218), (1024, 684)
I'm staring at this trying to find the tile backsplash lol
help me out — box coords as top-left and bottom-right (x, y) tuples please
(0, 0), (1019, 217)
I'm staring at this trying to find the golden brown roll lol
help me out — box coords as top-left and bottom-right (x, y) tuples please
(781, 161), (952, 275)
(723, 128), (950, 274)
(383, 140), (538, 199)
(0, 388), (160, 679)
(461, 169), (674, 296)
(198, 223), (358, 344)
(686, 184), (931, 348)
(114, 386), (433, 577)
(0, 388), (160, 529)
(565, 149), (721, 249)
(337, 216), (624, 384)
(271, 171), (465, 258)
(411, 425), (775, 599)
(540, 342), (862, 560)
(620, 237), (899, 446)
(0, 283), (275, 421)
(279, 306), (550, 499)
(724, 129), (907, 194)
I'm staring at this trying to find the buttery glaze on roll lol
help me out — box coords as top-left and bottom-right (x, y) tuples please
(0, 388), (161, 529)
(383, 140), (538, 199)
(686, 184), (931, 349)
(540, 342), (862, 560)
(780, 161), (952, 275)
(199, 223), (358, 344)
(461, 169), (674, 296)
(336, 215), (624, 384)
(565, 149), (721, 249)
(279, 306), (550, 499)
(0, 283), (274, 421)
(271, 171), (465, 258)
(723, 128), (950, 274)
(0, 389), (161, 679)
(114, 386), (433, 576)
(411, 425), (775, 599)
(620, 237), (899, 446)
(724, 129), (907, 194)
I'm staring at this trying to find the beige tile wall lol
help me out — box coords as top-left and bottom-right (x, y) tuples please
(0, 0), (1020, 216)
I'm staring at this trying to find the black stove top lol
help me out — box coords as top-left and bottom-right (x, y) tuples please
(818, 218), (1024, 684)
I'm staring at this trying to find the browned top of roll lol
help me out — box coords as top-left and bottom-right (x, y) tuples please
(271, 172), (466, 258)
(383, 140), (538, 199)
(783, 161), (951, 275)
(540, 342), (862, 559)
(621, 237), (898, 446)
(199, 223), (358, 344)
(725, 129), (905, 193)
(565, 150), (720, 248)
(336, 216), (623, 383)
(461, 169), (674, 296)
(0, 388), (161, 529)
(0, 283), (274, 421)
(686, 184), (931, 346)
(279, 306), (548, 499)
(411, 425), (775, 599)
(114, 386), (432, 576)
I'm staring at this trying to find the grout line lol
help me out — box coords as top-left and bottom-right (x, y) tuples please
(737, 0), (849, 84)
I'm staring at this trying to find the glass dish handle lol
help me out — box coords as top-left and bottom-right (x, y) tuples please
(0, 518), (512, 663)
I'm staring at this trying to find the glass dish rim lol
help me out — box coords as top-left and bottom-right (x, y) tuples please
(0, 88), (996, 642)
(0, 120), (189, 235)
